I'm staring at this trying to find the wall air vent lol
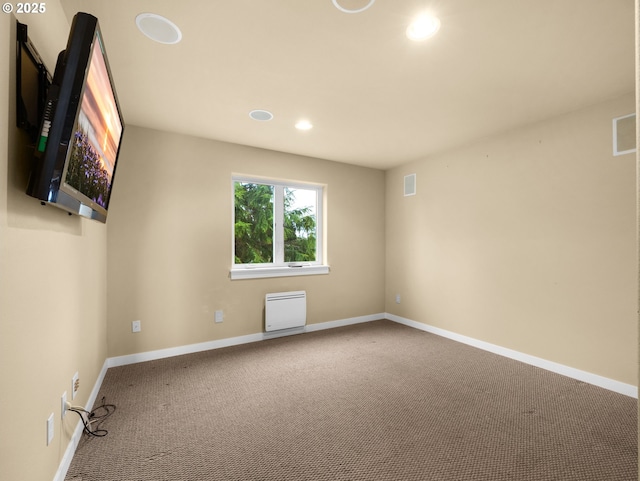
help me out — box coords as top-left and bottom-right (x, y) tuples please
(613, 113), (636, 156)
(404, 173), (416, 196)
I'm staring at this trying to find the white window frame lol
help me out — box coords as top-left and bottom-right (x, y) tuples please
(231, 175), (329, 280)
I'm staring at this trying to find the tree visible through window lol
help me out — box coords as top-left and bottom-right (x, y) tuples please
(234, 179), (321, 266)
(234, 182), (274, 263)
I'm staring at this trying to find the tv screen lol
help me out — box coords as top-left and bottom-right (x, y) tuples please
(26, 12), (124, 223)
(62, 28), (122, 212)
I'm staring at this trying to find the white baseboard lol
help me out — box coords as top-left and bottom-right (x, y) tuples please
(261, 313), (382, 340)
(107, 332), (265, 368)
(385, 313), (638, 399)
(107, 313), (385, 368)
(53, 359), (110, 481)
(305, 313), (383, 333)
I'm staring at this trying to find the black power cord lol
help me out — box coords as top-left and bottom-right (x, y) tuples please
(68, 396), (116, 437)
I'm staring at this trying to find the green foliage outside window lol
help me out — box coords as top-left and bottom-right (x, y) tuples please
(234, 182), (317, 264)
(284, 187), (317, 263)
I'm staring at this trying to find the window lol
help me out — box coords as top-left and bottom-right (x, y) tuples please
(231, 176), (328, 279)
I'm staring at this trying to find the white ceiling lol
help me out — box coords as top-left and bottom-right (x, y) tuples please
(58, 0), (636, 170)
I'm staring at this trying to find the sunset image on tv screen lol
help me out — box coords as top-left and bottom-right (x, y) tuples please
(65, 33), (122, 209)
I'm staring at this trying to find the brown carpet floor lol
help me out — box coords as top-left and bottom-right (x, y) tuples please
(65, 319), (637, 480)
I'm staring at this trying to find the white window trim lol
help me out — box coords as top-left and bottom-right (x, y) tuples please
(231, 175), (328, 280)
(230, 264), (330, 280)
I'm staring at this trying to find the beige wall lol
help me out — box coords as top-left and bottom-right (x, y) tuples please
(386, 93), (637, 385)
(106, 126), (386, 357)
(0, 5), (109, 481)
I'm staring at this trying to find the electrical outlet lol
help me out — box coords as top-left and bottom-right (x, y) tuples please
(71, 372), (79, 400)
(395, 294), (401, 304)
(46, 413), (54, 446)
(61, 391), (67, 419)
(215, 310), (223, 323)
(132, 320), (141, 332)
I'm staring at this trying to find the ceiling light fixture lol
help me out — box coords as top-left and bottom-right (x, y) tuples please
(406, 13), (441, 41)
(249, 110), (274, 121)
(135, 13), (182, 45)
(332, 0), (375, 14)
(295, 120), (313, 131)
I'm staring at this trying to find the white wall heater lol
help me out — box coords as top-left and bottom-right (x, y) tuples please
(265, 291), (307, 332)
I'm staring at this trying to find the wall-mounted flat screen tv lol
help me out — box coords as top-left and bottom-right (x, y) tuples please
(26, 12), (124, 223)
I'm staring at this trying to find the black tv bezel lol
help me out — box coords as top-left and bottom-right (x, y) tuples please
(25, 12), (125, 223)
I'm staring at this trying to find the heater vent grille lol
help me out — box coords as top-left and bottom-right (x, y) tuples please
(265, 291), (306, 332)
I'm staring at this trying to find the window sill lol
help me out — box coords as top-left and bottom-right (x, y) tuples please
(230, 265), (330, 280)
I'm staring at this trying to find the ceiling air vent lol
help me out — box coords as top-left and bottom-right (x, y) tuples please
(404, 174), (416, 196)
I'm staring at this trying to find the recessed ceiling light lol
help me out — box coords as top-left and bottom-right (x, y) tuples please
(295, 120), (313, 131)
(135, 13), (182, 45)
(406, 13), (441, 41)
(249, 110), (274, 121)
(332, 0), (376, 14)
